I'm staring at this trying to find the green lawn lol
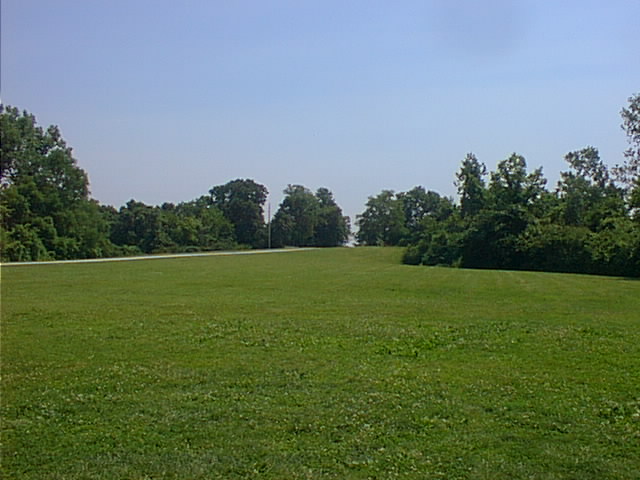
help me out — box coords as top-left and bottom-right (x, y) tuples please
(1, 247), (639, 479)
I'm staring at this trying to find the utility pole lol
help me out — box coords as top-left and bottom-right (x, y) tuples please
(267, 202), (271, 249)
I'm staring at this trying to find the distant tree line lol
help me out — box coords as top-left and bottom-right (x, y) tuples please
(0, 106), (349, 262)
(3, 93), (639, 277)
(356, 93), (640, 277)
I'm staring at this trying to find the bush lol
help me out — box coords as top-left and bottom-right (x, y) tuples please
(402, 245), (423, 265)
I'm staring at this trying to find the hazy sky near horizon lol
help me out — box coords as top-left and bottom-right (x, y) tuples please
(2, 0), (639, 221)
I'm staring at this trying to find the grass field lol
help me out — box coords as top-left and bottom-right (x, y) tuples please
(1, 247), (639, 479)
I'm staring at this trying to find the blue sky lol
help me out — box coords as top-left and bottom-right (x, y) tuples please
(2, 0), (639, 222)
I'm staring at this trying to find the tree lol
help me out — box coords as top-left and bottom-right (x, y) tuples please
(271, 185), (349, 247)
(619, 93), (640, 218)
(398, 186), (454, 241)
(402, 210), (464, 266)
(557, 147), (626, 231)
(314, 187), (350, 247)
(398, 96), (640, 277)
(0, 106), (114, 261)
(271, 185), (318, 247)
(488, 153), (547, 211)
(173, 197), (235, 250)
(457, 154), (548, 270)
(109, 197), (235, 254)
(516, 223), (594, 274)
(455, 153), (487, 218)
(619, 93), (640, 180)
(110, 200), (170, 253)
(210, 179), (268, 247)
(0, 107), (88, 201)
(356, 190), (408, 246)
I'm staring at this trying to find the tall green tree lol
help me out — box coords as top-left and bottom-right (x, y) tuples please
(110, 200), (172, 254)
(173, 197), (235, 250)
(313, 187), (350, 247)
(356, 190), (407, 246)
(271, 185), (349, 247)
(619, 93), (640, 217)
(398, 186), (454, 241)
(458, 154), (547, 269)
(271, 185), (318, 247)
(0, 106), (113, 261)
(557, 147), (625, 230)
(1, 107), (86, 199)
(620, 93), (640, 179)
(210, 179), (268, 247)
(487, 153), (547, 212)
(455, 153), (487, 218)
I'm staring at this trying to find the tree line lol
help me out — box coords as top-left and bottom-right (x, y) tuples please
(2, 94), (639, 277)
(0, 106), (349, 261)
(356, 94), (640, 277)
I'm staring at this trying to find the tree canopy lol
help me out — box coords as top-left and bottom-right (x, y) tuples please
(271, 185), (350, 247)
(619, 93), (640, 215)
(210, 179), (269, 248)
(0, 106), (111, 260)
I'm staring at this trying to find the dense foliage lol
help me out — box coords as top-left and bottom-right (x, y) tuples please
(210, 179), (269, 248)
(271, 185), (350, 248)
(357, 94), (640, 277)
(3, 93), (639, 276)
(0, 106), (113, 261)
(0, 107), (349, 261)
(107, 198), (236, 255)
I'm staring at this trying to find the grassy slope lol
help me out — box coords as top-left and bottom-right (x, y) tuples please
(1, 248), (639, 479)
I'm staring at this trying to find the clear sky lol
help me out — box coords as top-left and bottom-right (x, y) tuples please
(2, 0), (639, 222)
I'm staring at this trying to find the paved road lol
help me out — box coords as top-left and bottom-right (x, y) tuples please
(1, 248), (316, 267)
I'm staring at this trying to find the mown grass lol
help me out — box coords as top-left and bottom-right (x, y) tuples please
(1, 247), (639, 479)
